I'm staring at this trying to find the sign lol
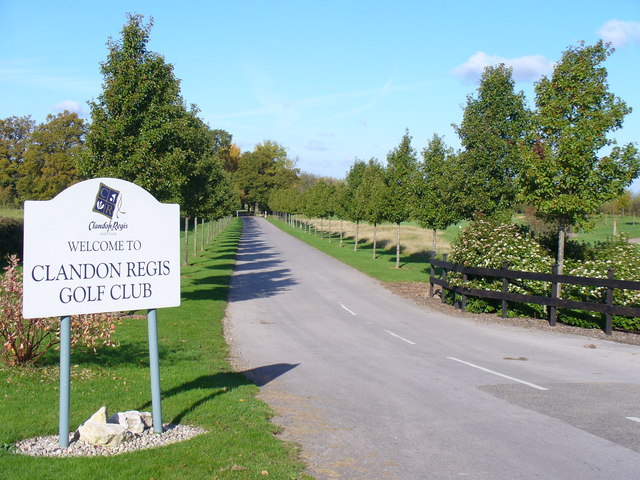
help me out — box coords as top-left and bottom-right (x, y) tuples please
(23, 178), (180, 318)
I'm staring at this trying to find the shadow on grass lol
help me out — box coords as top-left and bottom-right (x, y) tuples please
(136, 363), (300, 424)
(39, 340), (199, 368)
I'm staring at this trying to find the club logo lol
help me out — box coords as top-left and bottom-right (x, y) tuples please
(93, 183), (121, 219)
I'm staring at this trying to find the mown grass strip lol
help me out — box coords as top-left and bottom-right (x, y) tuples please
(268, 217), (431, 283)
(0, 217), (310, 480)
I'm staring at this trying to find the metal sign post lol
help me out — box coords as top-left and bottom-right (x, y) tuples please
(147, 308), (163, 433)
(59, 315), (71, 448)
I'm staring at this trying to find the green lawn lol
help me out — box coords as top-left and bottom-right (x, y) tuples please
(269, 217), (432, 283)
(0, 217), (309, 480)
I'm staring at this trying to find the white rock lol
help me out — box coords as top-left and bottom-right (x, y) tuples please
(86, 406), (108, 424)
(77, 421), (128, 447)
(108, 411), (153, 434)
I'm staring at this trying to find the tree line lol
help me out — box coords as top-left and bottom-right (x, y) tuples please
(270, 41), (640, 273)
(1, 15), (637, 277)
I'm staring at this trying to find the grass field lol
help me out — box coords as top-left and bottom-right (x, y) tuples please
(0, 218), (309, 480)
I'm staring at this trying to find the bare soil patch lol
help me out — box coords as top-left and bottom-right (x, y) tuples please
(384, 281), (640, 346)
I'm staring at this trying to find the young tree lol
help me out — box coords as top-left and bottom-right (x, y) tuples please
(415, 134), (464, 255)
(520, 41), (640, 274)
(344, 159), (367, 251)
(17, 111), (85, 201)
(384, 130), (419, 268)
(454, 64), (530, 219)
(356, 159), (388, 258)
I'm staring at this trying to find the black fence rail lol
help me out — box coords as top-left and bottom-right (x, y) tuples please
(429, 255), (640, 335)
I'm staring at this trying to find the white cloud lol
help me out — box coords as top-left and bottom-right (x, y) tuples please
(598, 19), (640, 48)
(453, 51), (554, 82)
(52, 100), (87, 116)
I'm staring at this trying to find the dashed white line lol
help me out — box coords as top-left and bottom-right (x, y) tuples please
(446, 357), (549, 391)
(626, 417), (640, 423)
(340, 303), (357, 316)
(384, 329), (416, 345)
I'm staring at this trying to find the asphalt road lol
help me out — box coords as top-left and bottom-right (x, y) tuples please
(225, 216), (640, 480)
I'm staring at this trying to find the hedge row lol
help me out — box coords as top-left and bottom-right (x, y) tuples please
(0, 217), (23, 261)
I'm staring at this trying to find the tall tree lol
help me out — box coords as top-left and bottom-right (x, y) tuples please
(415, 134), (464, 255)
(384, 130), (419, 268)
(80, 14), (206, 204)
(356, 159), (388, 259)
(233, 140), (298, 212)
(519, 41), (640, 274)
(0, 116), (34, 205)
(454, 64), (530, 219)
(17, 111), (85, 201)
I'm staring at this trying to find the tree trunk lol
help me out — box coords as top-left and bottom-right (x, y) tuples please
(183, 216), (190, 266)
(396, 222), (401, 269)
(193, 216), (198, 257)
(613, 217), (618, 236)
(373, 223), (377, 259)
(320, 218), (324, 240)
(201, 217), (205, 251)
(432, 229), (437, 258)
(557, 225), (566, 297)
(328, 218), (331, 243)
(340, 219), (344, 247)
(354, 220), (360, 252)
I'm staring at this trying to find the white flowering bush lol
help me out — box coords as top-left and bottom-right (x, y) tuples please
(563, 236), (640, 330)
(446, 222), (640, 331)
(448, 220), (554, 316)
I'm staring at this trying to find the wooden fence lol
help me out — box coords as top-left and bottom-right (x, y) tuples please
(429, 255), (640, 335)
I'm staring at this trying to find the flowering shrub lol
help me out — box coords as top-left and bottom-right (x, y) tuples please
(0, 255), (120, 366)
(448, 220), (554, 315)
(563, 236), (640, 330)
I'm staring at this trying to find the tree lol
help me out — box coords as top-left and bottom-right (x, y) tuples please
(0, 116), (34, 206)
(344, 159), (367, 251)
(454, 64), (530, 219)
(16, 111), (85, 201)
(356, 159), (388, 258)
(304, 181), (336, 240)
(81, 14), (206, 204)
(233, 140), (298, 212)
(519, 41), (640, 274)
(415, 134), (464, 255)
(384, 130), (419, 268)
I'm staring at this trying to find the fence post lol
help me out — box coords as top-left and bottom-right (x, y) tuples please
(461, 268), (467, 311)
(429, 252), (435, 298)
(549, 264), (558, 326)
(605, 268), (614, 335)
(501, 261), (509, 318)
(441, 253), (448, 304)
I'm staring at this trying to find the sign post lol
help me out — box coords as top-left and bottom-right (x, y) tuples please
(23, 178), (180, 447)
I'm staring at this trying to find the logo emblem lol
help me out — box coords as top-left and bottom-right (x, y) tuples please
(93, 183), (120, 219)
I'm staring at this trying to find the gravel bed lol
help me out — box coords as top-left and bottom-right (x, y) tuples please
(13, 423), (207, 457)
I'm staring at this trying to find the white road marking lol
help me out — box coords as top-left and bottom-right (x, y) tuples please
(626, 417), (640, 423)
(446, 357), (549, 391)
(384, 329), (416, 345)
(340, 303), (357, 316)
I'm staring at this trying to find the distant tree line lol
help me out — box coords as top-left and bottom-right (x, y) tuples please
(270, 41), (640, 272)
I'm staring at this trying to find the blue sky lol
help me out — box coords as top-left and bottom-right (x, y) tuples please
(2, 1), (640, 187)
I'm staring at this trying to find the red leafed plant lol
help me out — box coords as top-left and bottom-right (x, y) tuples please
(0, 255), (120, 366)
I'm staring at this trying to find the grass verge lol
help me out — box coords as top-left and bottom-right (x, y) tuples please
(0, 217), (310, 480)
(267, 217), (431, 283)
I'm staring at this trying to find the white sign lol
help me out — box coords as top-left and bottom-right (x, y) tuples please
(23, 178), (181, 318)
